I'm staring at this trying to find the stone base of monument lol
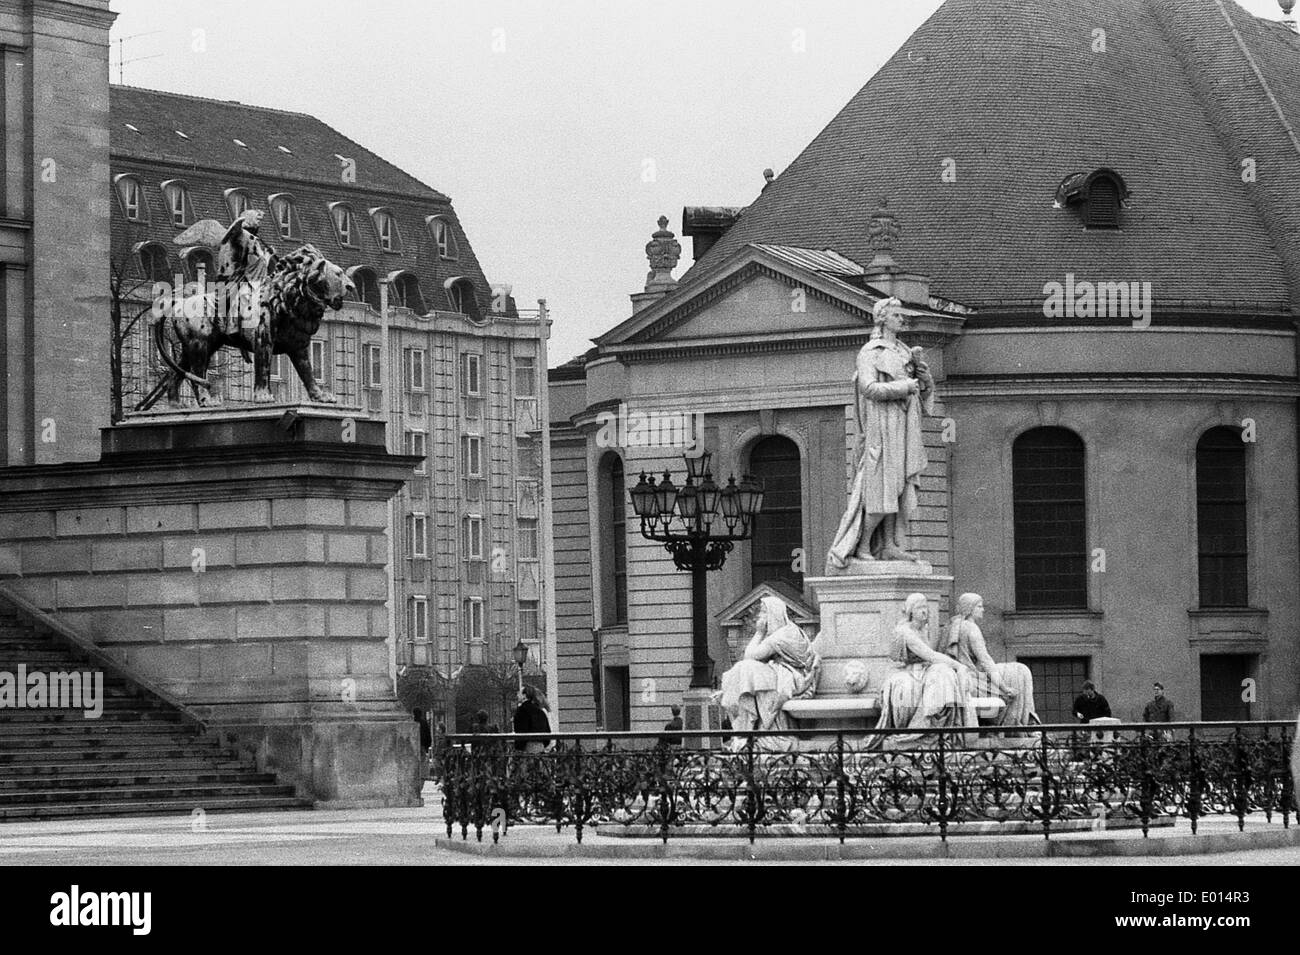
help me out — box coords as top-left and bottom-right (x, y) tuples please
(682, 686), (725, 749)
(0, 405), (424, 808)
(790, 568), (953, 735)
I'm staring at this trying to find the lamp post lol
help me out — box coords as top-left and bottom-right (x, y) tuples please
(629, 451), (764, 688)
(512, 638), (529, 695)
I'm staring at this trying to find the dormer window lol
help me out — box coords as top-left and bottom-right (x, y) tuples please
(389, 270), (425, 313)
(1055, 168), (1130, 230)
(114, 174), (145, 222)
(135, 241), (171, 282)
(371, 207), (401, 252)
(182, 247), (215, 283)
(269, 193), (299, 240)
(329, 202), (357, 248)
(225, 188), (251, 220)
(347, 266), (382, 311)
(427, 215), (459, 259)
(445, 277), (482, 322)
(160, 179), (193, 227)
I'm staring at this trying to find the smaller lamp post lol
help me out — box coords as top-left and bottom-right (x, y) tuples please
(512, 638), (529, 695)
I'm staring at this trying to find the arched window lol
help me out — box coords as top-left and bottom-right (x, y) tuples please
(347, 266), (381, 311)
(446, 277), (482, 321)
(224, 188), (251, 221)
(182, 248), (214, 283)
(269, 193), (299, 240)
(390, 271), (425, 313)
(136, 242), (172, 282)
(598, 454), (628, 627)
(749, 435), (803, 590)
(427, 215), (459, 259)
(114, 174), (145, 222)
(330, 202), (357, 248)
(371, 207), (402, 252)
(1012, 427), (1087, 609)
(159, 179), (193, 227)
(1196, 427), (1248, 607)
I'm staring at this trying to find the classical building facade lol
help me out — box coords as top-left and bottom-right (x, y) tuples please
(550, 0), (1300, 730)
(107, 87), (555, 719)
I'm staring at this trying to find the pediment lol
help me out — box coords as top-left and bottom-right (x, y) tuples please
(597, 245), (878, 349)
(716, 580), (820, 629)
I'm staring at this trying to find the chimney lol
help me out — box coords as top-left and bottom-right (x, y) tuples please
(630, 216), (681, 313)
(860, 199), (932, 305)
(681, 206), (744, 262)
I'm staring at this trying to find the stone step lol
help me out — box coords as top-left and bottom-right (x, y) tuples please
(0, 782), (298, 806)
(0, 721), (201, 736)
(0, 705), (180, 721)
(0, 734), (220, 751)
(0, 746), (238, 764)
(0, 771), (280, 791)
(0, 795), (310, 822)
(0, 758), (247, 775)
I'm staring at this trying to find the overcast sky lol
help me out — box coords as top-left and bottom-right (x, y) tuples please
(108, 0), (1292, 366)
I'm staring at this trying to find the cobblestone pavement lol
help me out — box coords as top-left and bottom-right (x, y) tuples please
(1, 784), (1297, 866)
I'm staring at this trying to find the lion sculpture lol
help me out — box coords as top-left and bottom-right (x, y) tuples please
(136, 210), (353, 410)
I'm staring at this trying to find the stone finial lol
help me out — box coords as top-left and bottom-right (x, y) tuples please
(762, 168), (775, 190)
(867, 198), (902, 262)
(644, 215), (681, 292)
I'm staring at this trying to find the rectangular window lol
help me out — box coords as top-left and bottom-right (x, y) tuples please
(405, 430), (427, 473)
(462, 434), (483, 479)
(408, 596), (428, 644)
(463, 598), (484, 644)
(409, 512), (428, 559)
(333, 206), (355, 247)
(518, 519), (538, 560)
(1197, 430), (1248, 608)
(406, 348), (426, 392)
(1020, 657), (1090, 725)
(462, 353), (482, 397)
(122, 180), (142, 221)
(463, 515), (484, 561)
(514, 356), (537, 398)
(310, 339), (328, 385)
(518, 600), (539, 644)
(363, 343), (382, 388)
(1013, 430), (1088, 610)
(269, 354), (284, 382)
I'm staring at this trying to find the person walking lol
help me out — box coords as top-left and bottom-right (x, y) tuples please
(1073, 680), (1111, 723)
(512, 685), (551, 753)
(413, 708), (432, 780)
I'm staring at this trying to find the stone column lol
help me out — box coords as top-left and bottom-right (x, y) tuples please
(0, 407), (422, 807)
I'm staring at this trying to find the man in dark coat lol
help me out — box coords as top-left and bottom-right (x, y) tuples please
(512, 685), (551, 753)
(1073, 680), (1112, 723)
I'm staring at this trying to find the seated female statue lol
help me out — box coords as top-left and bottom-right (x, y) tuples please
(944, 593), (1038, 727)
(718, 595), (820, 752)
(868, 593), (967, 749)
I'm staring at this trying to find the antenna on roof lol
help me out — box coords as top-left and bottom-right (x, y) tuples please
(114, 30), (163, 84)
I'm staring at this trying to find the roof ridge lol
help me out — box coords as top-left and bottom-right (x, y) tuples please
(110, 83), (314, 121)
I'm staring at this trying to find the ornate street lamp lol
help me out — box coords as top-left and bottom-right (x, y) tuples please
(630, 450), (764, 688)
(511, 638), (529, 694)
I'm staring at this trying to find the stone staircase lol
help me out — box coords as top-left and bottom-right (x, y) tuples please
(0, 596), (310, 822)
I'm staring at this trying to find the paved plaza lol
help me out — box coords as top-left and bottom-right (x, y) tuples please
(0, 783), (1294, 866)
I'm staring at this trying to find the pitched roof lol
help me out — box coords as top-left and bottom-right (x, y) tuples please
(111, 85), (447, 201)
(685, 0), (1300, 318)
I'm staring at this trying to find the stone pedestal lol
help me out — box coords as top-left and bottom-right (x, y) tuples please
(681, 686), (725, 750)
(806, 565), (953, 701)
(0, 406), (423, 807)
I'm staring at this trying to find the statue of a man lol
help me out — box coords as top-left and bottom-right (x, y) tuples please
(827, 297), (934, 570)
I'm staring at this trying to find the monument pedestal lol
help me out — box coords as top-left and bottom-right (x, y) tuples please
(0, 406), (424, 807)
(803, 566), (953, 726)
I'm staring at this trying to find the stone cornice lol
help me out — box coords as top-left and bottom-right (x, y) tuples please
(943, 373), (1300, 400)
(8, 0), (116, 29)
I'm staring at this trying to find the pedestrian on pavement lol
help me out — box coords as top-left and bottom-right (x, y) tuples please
(1143, 683), (1174, 723)
(658, 704), (684, 747)
(1073, 680), (1112, 723)
(413, 708), (432, 779)
(512, 685), (551, 753)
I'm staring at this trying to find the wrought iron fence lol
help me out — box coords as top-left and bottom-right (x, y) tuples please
(440, 721), (1296, 845)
